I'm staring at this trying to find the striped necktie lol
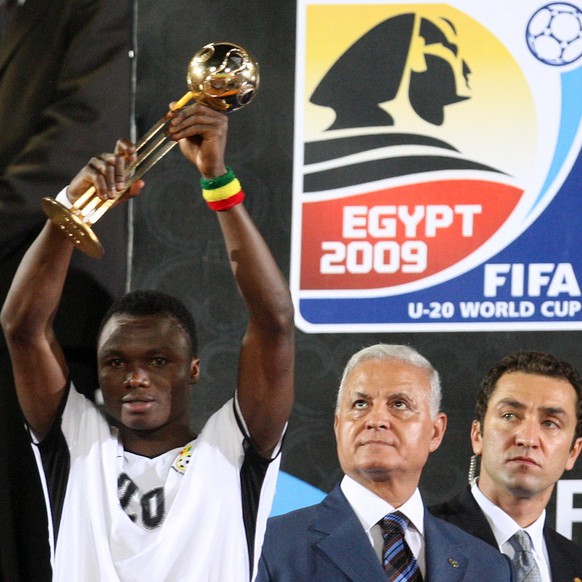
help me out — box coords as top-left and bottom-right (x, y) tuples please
(509, 530), (542, 582)
(379, 511), (423, 581)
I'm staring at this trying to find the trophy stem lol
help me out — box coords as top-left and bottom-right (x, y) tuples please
(72, 186), (97, 209)
(41, 91), (195, 258)
(134, 91), (194, 154)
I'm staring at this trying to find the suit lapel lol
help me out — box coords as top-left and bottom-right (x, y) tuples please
(312, 485), (386, 581)
(0, 0), (53, 73)
(543, 526), (581, 580)
(424, 511), (472, 581)
(451, 488), (498, 546)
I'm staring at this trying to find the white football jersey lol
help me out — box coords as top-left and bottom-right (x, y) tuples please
(40, 385), (281, 582)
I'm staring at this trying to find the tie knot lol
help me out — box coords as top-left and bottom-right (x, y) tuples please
(380, 511), (409, 539)
(509, 529), (533, 553)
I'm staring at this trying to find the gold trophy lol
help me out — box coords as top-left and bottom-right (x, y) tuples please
(41, 42), (260, 259)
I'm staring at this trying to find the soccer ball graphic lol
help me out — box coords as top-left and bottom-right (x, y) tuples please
(526, 2), (582, 65)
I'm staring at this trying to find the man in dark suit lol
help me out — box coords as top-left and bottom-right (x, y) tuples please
(0, 0), (132, 391)
(0, 1), (131, 580)
(431, 351), (582, 581)
(257, 344), (515, 581)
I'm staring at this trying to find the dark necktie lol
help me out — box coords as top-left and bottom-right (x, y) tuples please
(379, 511), (423, 581)
(508, 530), (542, 582)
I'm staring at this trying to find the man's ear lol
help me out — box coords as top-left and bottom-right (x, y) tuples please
(429, 412), (447, 453)
(189, 358), (201, 384)
(470, 420), (483, 456)
(565, 436), (582, 471)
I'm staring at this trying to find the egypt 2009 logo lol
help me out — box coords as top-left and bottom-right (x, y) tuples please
(290, 1), (582, 332)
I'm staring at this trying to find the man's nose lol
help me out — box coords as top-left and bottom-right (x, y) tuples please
(124, 368), (149, 388)
(365, 404), (390, 429)
(514, 417), (540, 447)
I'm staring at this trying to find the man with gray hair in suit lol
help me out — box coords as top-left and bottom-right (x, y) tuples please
(257, 343), (515, 581)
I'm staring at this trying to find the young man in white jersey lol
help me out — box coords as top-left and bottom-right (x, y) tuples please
(1, 103), (295, 581)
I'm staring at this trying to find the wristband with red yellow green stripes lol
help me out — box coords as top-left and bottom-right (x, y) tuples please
(200, 167), (245, 211)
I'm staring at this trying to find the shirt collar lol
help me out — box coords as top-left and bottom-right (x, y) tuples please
(341, 475), (425, 536)
(471, 481), (546, 554)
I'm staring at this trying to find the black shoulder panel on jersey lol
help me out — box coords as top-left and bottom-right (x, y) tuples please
(233, 398), (273, 579)
(37, 383), (71, 543)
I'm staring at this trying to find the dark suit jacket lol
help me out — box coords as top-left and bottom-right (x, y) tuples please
(0, 0), (132, 303)
(430, 487), (582, 582)
(0, 2), (130, 580)
(257, 484), (515, 581)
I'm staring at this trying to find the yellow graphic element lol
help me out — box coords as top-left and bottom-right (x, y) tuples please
(303, 4), (536, 182)
(173, 444), (192, 475)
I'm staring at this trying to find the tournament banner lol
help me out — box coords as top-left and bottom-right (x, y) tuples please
(290, 1), (582, 332)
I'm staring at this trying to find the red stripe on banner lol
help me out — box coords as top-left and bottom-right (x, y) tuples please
(300, 180), (523, 290)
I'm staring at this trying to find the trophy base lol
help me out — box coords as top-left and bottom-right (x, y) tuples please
(41, 197), (104, 259)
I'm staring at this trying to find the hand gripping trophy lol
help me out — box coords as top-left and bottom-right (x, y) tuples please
(41, 42), (259, 259)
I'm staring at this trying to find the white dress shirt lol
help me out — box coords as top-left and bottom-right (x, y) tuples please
(341, 475), (427, 578)
(472, 481), (551, 582)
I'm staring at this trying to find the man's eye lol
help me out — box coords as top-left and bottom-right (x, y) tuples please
(354, 400), (367, 409)
(502, 412), (516, 420)
(152, 357), (168, 367)
(109, 359), (124, 368)
(542, 419), (558, 429)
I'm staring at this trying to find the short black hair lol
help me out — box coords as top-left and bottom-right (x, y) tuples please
(475, 351), (582, 440)
(97, 290), (198, 356)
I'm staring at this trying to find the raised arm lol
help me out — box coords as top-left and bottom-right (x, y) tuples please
(168, 105), (295, 457)
(0, 142), (142, 438)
